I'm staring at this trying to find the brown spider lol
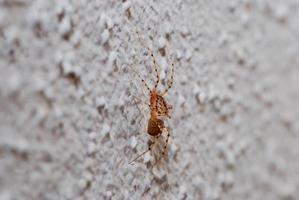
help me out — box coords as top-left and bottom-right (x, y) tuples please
(129, 31), (174, 167)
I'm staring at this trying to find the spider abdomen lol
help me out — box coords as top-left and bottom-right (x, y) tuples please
(147, 117), (164, 136)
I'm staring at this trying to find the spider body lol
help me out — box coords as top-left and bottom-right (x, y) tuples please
(129, 31), (174, 167)
(147, 117), (164, 136)
(150, 90), (171, 119)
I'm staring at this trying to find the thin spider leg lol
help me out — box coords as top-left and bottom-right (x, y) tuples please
(129, 136), (159, 165)
(132, 94), (150, 108)
(162, 45), (174, 96)
(135, 30), (160, 89)
(148, 47), (160, 89)
(128, 64), (151, 92)
(150, 126), (170, 169)
(161, 127), (170, 158)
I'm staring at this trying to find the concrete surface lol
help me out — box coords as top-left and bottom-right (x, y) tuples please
(0, 0), (299, 199)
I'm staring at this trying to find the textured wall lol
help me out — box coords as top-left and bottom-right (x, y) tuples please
(0, 0), (299, 199)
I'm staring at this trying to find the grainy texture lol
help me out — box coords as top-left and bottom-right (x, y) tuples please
(0, 0), (299, 199)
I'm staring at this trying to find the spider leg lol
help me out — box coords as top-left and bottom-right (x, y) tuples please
(147, 46), (160, 90)
(128, 64), (151, 93)
(135, 30), (160, 90)
(161, 127), (170, 158)
(129, 136), (159, 165)
(132, 94), (150, 108)
(150, 126), (170, 169)
(162, 45), (174, 96)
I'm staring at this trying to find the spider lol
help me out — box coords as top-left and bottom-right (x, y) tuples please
(129, 30), (174, 168)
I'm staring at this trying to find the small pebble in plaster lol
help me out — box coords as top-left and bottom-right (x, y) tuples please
(78, 179), (88, 190)
(225, 150), (236, 169)
(158, 37), (166, 49)
(160, 70), (166, 81)
(130, 136), (138, 149)
(152, 165), (167, 179)
(87, 142), (97, 154)
(53, 105), (63, 118)
(99, 13), (114, 29)
(105, 191), (112, 199)
(6, 70), (21, 94)
(96, 96), (106, 107)
(143, 151), (152, 163)
(218, 31), (230, 45)
(85, 158), (96, 168)
(70, 30), (82, 47)
(59, 17), (72, 37)
(177, 94), (186, 106)
(60, 51), (77, 75)
(4, 26), (19, 44)
(96, 97), (107, 114)
(99, 13), (106, 27)
(101, 29), (110, 44)
(192, 83), (201, 95)
(56, 1), (74, 15)
(122, 1), (132, 19)
(125, 172), (134, 183)
(88, 132), (97, 141)
(160, 57), (168, 71)
(106, 17), (114, 29)
(176, 49), (184, 60)
(184, 49), (192, 61)
(227, 76), (235, 89)
(240, 12), (251, 27)
(164, 22), (173, 39)
(192, 175), (205, 189)
(274, 4), (289, 23)
(216, 141), (226, 156)
(208, 85), (219, 102)
(82, 171), (93, 183)
(218, 172), (234, 192)
(232, 45), (247, 66)
(168, 142), (178, 158)
(197, 92), (207, 104)
(101, 123), (110, 135)
(108, 51), (117, 65)
(234, 139), (249, 157)
(122, 1), (131, 12)
(232, 115), (241, 128)
(180, 26), (189, 37)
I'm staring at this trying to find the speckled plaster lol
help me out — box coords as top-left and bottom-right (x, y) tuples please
(0, 0), (299, 200)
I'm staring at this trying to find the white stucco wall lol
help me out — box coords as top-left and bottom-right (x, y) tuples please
(0, 0), (299, 199)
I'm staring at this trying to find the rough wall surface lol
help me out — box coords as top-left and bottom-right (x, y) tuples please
(0, 0), (299, 199)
